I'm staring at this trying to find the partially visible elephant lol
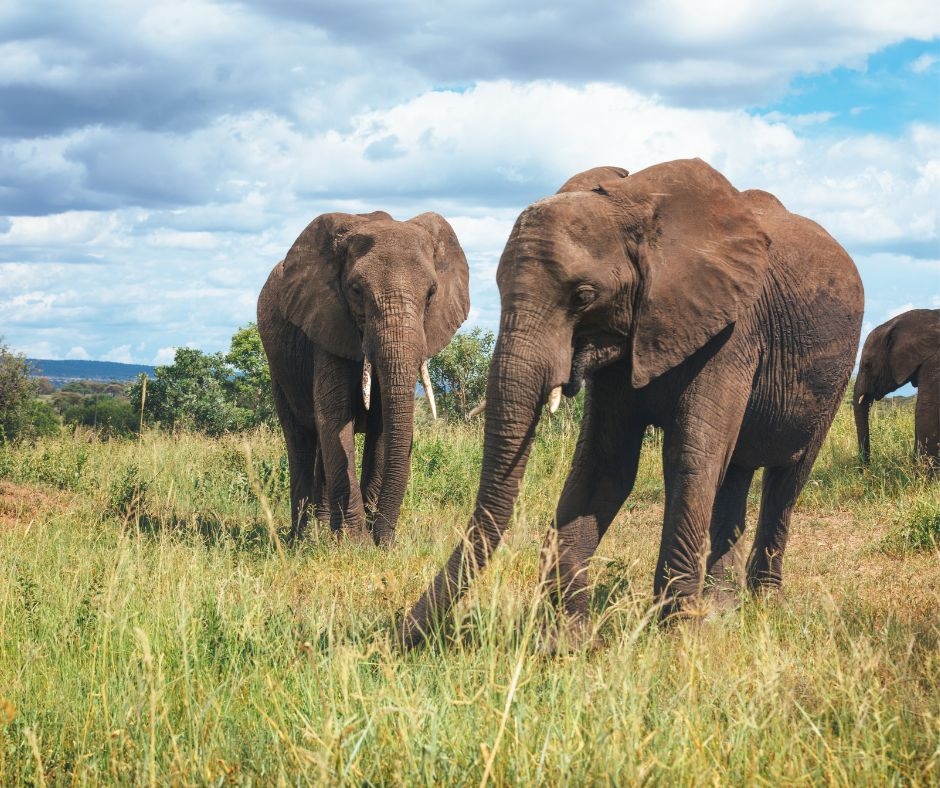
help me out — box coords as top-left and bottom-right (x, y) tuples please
(853, 309), (940, 465)
(400, 159), (863, 649)
(258, 210), (469, 546)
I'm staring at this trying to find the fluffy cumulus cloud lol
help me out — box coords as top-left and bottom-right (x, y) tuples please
(0, 0), (937, 360)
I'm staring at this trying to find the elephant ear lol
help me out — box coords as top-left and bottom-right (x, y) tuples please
(409, 212), (470, 356)
(280, 211), (392, 359)
(886, 310), (940, 387)
(557, 166), (629, 194)
(620, 159), (771, 389)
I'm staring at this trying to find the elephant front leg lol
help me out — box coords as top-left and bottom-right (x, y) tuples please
(539, 361), (644, 651)
(313, 349), (370, 544)
(313, 449), (329, 523)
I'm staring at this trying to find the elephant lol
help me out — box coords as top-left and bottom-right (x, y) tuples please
(853, 309), (940, 465)
(257, 210), (469, 547)
(399, 158), (863, 649)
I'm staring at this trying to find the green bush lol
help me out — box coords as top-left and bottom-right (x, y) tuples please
(22, 400), (61, 438)
(62, 396), (137, 438)
(901, 503), (940, 551)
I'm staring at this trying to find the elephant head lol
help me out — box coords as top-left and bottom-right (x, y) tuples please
(280, 210), (469, 532)
(853, 309), (940, 462)
(401, 158), (770, 646)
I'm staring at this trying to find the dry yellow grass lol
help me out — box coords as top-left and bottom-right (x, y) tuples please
(0, 400), (937, 783)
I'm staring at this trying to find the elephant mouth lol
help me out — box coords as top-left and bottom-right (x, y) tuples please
(562, 348), (590, 397)
(561, 335), (627, 398)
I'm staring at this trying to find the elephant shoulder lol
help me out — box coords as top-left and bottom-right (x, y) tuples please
(740, 189), (787, 216)
(258, 259), (287, 321)
(557, 166), (630, 194)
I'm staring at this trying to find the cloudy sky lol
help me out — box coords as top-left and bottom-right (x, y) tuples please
(1, 0), (938, 366)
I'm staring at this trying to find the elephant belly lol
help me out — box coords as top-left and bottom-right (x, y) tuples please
(732, 273), (859, 469)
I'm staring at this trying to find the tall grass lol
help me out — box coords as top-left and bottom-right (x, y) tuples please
(0, 401), (937, 783)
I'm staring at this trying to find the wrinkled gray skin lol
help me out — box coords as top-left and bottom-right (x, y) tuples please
(400, 159), (864, 649)
(853, 309), (940, 466)
(258, 211), (469, 547)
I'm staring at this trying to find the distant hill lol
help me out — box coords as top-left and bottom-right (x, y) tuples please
(27, 359), (156, 385)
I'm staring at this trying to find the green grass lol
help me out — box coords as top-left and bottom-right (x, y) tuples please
(0, 401), (938, 784)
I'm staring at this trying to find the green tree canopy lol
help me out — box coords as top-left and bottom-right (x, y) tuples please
(427, 327), (495, 421)
(62, 395), (137, 438)
(0, 340), (39, 442)
(130, 348), (246, 436)
(226, 322), (275, 426)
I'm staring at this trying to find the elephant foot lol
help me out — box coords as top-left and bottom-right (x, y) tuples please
(333, 522), (371, 546)
(534, 614), (602, 656)
(702, 580), (743, 616)
(657, 593), (715, 625)
(746, 581), (783, 602)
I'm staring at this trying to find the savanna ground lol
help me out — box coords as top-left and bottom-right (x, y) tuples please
(0, 398), (938, 784)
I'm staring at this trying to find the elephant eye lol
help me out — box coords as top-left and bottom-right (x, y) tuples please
(426, 284), (438, 305)
(572, 285), (597, 311)
(349, 282), (363, 298)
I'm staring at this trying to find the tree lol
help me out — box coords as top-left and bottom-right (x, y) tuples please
(33, 377), (55, 396)
(24, 400), (61, 437)
(226, 322), (275, 426)
(427, 327), (495, 421)
(0, 340), (38, 442)
(130, 347), (246, 435)
(62, 395), (137, 438)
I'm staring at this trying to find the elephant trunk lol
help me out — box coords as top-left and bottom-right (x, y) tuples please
(400, 328), (552, 647)
(368, 302), (422, 547)
(853, 383), (872, 463)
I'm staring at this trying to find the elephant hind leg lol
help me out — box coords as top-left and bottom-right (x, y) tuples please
(272, 382), (317, 545)
(704, 464), (755, 611)
(746, 452), (817, 594)
(914, 352), (939, 467)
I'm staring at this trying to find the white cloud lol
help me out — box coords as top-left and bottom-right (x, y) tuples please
(0, 1), (937, 360)
(1, 79), (937, 359)
(65, 346), (89, 360)
(911, 53), (939, 73)
(102, 344), (133, 363)
(153, 346), (177, 364)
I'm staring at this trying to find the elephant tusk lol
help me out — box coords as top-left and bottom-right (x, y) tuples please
(548, 385), (562, 414)
(362, 359), (372, 411)
(466, 398), (487, 420)
(857, 394), (865, 405)
(420, 360), (437, 420)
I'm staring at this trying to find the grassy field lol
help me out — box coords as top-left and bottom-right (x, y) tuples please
(1, 399), (938, 784)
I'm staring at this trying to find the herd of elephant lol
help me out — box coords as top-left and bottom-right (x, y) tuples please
(256, 158), (939, 650)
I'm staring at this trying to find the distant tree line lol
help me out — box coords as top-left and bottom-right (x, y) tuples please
(0, 324), (496, 441)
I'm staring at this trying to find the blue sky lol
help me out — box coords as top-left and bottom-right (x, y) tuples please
(765, 39), (939, 136)
(0, 0), (937, 367)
